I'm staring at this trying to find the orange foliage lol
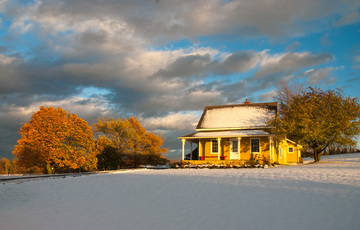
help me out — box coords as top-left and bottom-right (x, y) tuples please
(94, 116), (167, 168)
(13, 106), (97, 172)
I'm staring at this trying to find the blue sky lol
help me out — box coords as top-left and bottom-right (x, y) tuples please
(0, 0), (360, 159)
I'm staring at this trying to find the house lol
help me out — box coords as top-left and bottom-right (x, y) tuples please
(178, 101), (301, 165)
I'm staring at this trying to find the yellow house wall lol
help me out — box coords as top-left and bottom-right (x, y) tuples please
(286, 143), (299, 163)
(277, 141), (300, 164)
(200, 136), (271, 161)
(239, 137), (271, 161)
(200, 138), (231, 159)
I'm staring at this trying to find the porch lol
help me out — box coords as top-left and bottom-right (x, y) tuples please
(182, 158), (270, 167)
(179, 130), (275, 162)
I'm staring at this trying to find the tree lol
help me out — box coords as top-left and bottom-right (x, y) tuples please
(271, 87), (360, 162)
(0, 158), (11, 174)
(94, 116), (167, 169)
(274, 81), (303, 115)
(13, 106), (97, 172)
(95, 137), (121, 170)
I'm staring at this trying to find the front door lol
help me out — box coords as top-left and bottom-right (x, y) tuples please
(230, 139), (239, 160)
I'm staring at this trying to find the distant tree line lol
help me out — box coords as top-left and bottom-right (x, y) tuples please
(301, 144), (359, 158)
(0, 158), (26, 175)
(4, 106), (167, 175)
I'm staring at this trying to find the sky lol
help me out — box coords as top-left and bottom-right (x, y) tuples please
(0, 0), (359, 160)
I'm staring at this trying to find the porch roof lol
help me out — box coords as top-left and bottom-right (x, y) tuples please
(179, 130), (272, 139)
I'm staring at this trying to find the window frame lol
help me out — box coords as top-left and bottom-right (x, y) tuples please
(288, 147), (294, 153)
(211, 139), (218, 154)
(250, 138), (260, 154)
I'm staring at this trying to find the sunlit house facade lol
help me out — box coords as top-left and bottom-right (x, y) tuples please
(179, 101), (301, 165)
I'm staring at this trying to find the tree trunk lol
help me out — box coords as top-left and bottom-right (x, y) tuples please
(313, 148), (321, 162)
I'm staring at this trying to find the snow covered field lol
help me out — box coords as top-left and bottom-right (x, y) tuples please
(1, 153), (360, 230)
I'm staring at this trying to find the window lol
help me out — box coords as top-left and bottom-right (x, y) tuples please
(231, 139), (238, 152)
(211, 139), (218, 154)
(251, 139), (260, 153)
(288, 147), (294, 153)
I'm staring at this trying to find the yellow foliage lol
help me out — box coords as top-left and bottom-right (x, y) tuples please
(94, 116), (167, 168)
(13, 106), (97, 172)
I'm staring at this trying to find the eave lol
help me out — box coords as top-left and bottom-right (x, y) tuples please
(195, 126), (273, 132)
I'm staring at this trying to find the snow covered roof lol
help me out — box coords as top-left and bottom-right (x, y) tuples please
(196, 102), (278, 130)
(179, 130), (271, 139)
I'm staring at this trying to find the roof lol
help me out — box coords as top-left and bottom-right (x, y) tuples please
(179, 130), (271, 139)
(196, 102), (278, 130)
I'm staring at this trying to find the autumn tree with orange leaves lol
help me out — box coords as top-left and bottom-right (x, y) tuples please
(13, 106), (97, 173)
(94, 116), (167, 169)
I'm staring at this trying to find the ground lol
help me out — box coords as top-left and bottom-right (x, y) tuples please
(1, 153), (360, 230)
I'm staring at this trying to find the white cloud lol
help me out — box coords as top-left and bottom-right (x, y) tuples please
(320, 34), (331, 46)
(15, 96), (112, 124)
(259, 90), (277, 102)
(326, 76), (337, 85)
(0, 54), (15, 65)
(285, 41), (301, 52)
(187, 90), (221, 103)
(304, 67), (334, 85)
(141, 113), (199, 130)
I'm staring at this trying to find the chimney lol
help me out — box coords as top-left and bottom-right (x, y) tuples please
(244, 99), (250, 104)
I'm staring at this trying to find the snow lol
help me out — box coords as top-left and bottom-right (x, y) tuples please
(199, 105), (276, 129)
(1, 153), (360, 230)
(190, 129), (269, 138)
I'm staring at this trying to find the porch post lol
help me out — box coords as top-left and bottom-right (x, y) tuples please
(238, 137), (242, 160)
(198, 139), (202, 160)
(269, 136), (272, 161)
(190, 141), (193, 160)
(277, 141), (280, 163)
(181, 138), (186, 161)
(217, 138), (222, 160)
(283, 141), (287, 164)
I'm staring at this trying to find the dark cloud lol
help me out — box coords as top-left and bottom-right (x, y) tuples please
(0, 63), (79, 98)
(4, 0), (360, 43)
(77, 29), (109, 47)
(154, 50), (259, 78)
(215, 51), (259, 75)
(155, 54), (212, 78)
(255, 52), (333, 78)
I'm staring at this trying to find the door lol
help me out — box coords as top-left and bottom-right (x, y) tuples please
(230, 139), (239, 160)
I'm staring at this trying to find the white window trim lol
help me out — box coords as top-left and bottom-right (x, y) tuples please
(288, 146), (294, 153)
(250, 138), (260, 154)
(230, 138), (238, 153)
(211, 139), (218, 154)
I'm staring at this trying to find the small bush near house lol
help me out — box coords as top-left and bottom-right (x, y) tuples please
(299, 157), (303, 163)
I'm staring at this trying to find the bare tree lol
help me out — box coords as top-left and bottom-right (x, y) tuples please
(273, 81), (304, 115)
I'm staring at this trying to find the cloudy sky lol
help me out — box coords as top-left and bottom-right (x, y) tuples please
(0, 0), (359, 160)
